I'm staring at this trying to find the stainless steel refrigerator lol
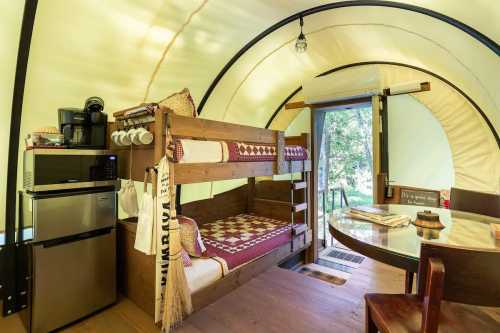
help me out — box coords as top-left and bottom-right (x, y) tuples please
(22, 188), (117, 333)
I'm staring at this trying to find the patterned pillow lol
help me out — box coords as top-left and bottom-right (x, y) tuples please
(181, 248), (192, 267)
(179, 215), (206, 257)
(158, 88), (196, 118)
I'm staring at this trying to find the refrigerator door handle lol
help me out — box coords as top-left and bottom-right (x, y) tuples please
(39, 227), (113, 248)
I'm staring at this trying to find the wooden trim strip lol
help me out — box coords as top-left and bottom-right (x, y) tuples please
(168, 112), (277, 144)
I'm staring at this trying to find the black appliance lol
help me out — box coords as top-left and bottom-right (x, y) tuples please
(23, 149), (119, 192)
(58, 96), (107, 148)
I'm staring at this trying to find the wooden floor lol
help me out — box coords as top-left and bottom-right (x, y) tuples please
(1, 257), (416, 333)
(4, 258), (498, 333)
(176, 259), (408, 333)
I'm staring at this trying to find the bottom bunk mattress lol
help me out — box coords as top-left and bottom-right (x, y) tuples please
(199, 214), (292, 271)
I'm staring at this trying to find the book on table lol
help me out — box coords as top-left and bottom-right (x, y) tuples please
(347, 206), (410, 227)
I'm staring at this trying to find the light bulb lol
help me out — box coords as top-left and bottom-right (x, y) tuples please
(295, 33), (307, 53)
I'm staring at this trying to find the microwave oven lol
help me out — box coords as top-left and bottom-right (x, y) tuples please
(24, 149), (119, 192)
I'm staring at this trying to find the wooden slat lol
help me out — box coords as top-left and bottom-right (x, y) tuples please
(174, 162), (275, 184)
(292, 181), (307, 190)
(168, 113), (277, 144)
(284, 133), (310, 150)
(153, 110), (164, 164)
(285, 101), (307, 110)
(280, 160), (311, 174)
(253, 198), (291, 207)
(293, 202), (307, 213)
(181, 185), (248, 225)
(292, 223), (307, 235)
(252, 199), (304, 224)
(286, 97), (372, 111)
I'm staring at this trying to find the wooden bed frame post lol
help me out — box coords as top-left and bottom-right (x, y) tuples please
(276, 131), (285, 174)
(247, 177), (256, 212)
(154, 107), (167, 164)
(307, 111), (319, 264)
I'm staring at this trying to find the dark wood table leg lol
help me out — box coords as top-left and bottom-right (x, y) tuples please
(405, 271), (414, 293)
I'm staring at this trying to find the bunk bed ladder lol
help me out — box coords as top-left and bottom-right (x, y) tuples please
(290, 168), (308, 252)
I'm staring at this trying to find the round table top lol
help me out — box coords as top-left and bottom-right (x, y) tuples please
(329, 204), (500, 270)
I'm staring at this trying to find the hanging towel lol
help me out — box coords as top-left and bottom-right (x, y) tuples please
(154, 130), (192, 331)
(134, 169), (157, 255)
(119, 179), (139, 216)
(119, 146), (139, 216)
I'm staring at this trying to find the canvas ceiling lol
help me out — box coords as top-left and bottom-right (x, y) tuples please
(1, 0), (499, 227)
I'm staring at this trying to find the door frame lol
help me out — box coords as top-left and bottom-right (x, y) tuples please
(307, 96), (379, 262)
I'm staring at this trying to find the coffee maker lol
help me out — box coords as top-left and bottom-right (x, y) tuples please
(59, 97), (107, 148)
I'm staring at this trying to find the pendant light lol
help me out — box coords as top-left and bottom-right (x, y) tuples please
(295, 16), (307, 53)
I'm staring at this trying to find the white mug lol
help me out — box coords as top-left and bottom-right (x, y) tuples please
(118, 130), (131, 146)
(127, 128), (139, 145)
(137, 128), (153, 145)
(111, 131), (122, 146)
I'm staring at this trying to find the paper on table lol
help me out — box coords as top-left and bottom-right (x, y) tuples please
(345, 211), (410, 227)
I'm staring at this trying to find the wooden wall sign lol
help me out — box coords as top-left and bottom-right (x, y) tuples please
(399, 188), (440, 207)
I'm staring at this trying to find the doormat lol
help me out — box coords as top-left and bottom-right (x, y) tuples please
(296, 263), (348, 286)
(319, 246), (365, 269)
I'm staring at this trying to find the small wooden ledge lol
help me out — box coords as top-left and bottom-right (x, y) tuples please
(293, 202), (308, 213)
(292, 181), (307, 190)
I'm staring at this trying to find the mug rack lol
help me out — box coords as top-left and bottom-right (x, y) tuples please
(114, 103), (158, 131)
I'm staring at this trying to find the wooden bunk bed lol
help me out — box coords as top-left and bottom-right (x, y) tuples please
(109, 105), (312, 319)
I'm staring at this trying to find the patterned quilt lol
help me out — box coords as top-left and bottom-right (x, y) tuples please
(227, 142), (308, 161)
(174, 139), (308, 163)
(199, 214), (292, 271)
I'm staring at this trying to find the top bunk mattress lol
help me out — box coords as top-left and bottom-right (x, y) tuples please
(199, 214), (292, 271)
(174, 139), (308, 163)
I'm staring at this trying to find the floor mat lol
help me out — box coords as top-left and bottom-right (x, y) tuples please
(296, 263), (348, 286)
(319, 246), (365, 269)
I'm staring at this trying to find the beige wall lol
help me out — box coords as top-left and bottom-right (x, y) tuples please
(0, 2), (24, 232)
(388, 95), (454, 191)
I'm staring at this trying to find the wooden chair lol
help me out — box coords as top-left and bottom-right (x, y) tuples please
(365, 242), (500, 333)
(450, 187), (500, 218)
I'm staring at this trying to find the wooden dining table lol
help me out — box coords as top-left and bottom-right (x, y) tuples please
(329, 204), (500, 293)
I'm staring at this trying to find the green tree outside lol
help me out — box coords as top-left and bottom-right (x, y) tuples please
(319, 106), (373, 213)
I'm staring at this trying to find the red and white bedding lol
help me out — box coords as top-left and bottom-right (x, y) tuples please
(198, 214), (292, 272)
(174, 139), (308, 163)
